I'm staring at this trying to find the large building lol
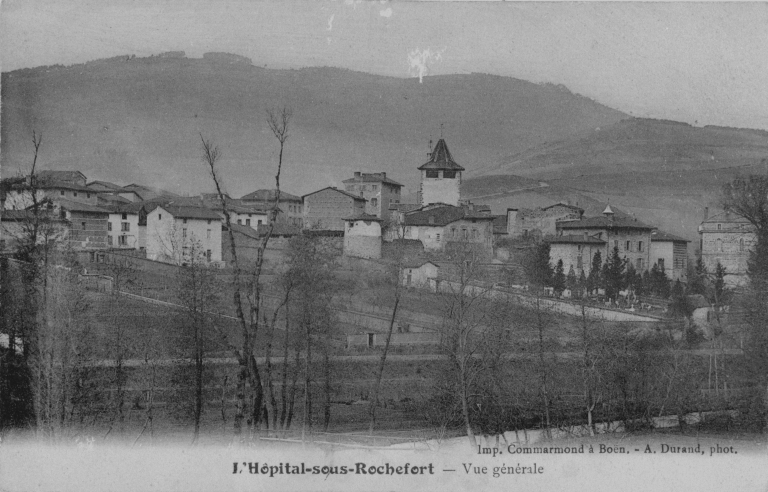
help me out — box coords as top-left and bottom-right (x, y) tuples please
(342, 172), (403, 222)
(302, 187), (366, 232)
(399, 203), (495, 259)
(699, 210), (756, 285)
(418, 139), (464, 207)
(554, 206), (655, 273)
(506, 204), (584, 239)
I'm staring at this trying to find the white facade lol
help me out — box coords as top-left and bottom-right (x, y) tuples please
(145, 206), (223, 265)
(420, 170), (461, 207)
(106, 212), (140, 249)
(343, 217), (382, 259)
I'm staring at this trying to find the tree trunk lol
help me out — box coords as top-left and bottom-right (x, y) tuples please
(368, 295), (400, 434)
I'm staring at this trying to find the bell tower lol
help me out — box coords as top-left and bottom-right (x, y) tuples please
(418, 138), (464, 207)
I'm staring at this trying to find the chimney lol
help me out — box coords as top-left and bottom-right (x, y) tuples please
(381, 172), (386, 178)
(704, 206), (709, 221)
(354, 172), (361, 178)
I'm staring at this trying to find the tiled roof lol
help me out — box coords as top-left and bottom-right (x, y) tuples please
(302, 187), (367, 201)
(342, 173), (404, 187)
(558, 215), (654, 230)
(57, 198), (110, 214)
(547, 235), (606, 245)
(702, 210), (751, 224)
(87, 180), (122, 191)
(389, 202), (421, 213)
(417, 139), (465, 171)
(651, 230), (690, 243)
(402, 259), (439, 269)
(241, 189), (302, 202)
(37, 170), (86, 184)
(404, 204), (495, 227)
(226, 223), (261, 240)
(1, 210), (37, 221)
(156, 205), (222, 220)
(38, 180), (94, 192)
(344, 213), (382, 222)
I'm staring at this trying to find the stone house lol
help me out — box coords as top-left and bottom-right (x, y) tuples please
(342, 172), (403, 221)
(418, 139), (464, 207)
(241, 189), (304, 227)
(401, 260), (439, 289)
(303, 187), (366, 232)
(507, 203), (584, 239)
(145, 204), (223, 265)
(57, 198), (110, 250)
(547, 235), (606, 276)
(650, 230), (690, 282)
(556, 206), (654, 273)
(398, 203), (495, 258)
(698, 210), (755, 285)
(343, 213), (382, 259)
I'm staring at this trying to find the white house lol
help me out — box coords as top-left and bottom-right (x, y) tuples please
(106, 207), (140, 249)
(343, 213), (382, 259)
(145, 204), (223, 265)
(401, 260), (440, 289)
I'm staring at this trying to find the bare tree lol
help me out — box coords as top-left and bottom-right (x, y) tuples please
(201, 107), (292, 439)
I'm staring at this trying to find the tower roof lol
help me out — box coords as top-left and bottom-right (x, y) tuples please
(417, 139), (466, 171)
(602, 204), (614, 215)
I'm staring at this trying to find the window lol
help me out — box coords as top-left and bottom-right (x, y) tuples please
(371, 198), (378, 207)
(158, 214), (162, 220)
(716, 238), (723, 252)
(207, 229), (211, 239)
(577, 255), (583, 270)
(246, 219), (251, 226)
(636, 258), (643, 270)
(436, 233), (441, 241)
(740, 238), (745, 252)
(237, 219), (242, 225)
(257, 220), (262, 225)
(107, 236), (113, 246)
(451, 227), (457, 238)
(658, 258), (665, 270)
(443, 170), (456, 179)
(183, 218), (187, 224)
(372, 185), (378, 191)
(73, 192), (78, 197)
(638, 241), (644, 252)
(426, 170), (439, 178)
(463, 228), (469, 239)
(107, 222), (113, 231)
(206, 249), (212, 261)
(81, 222), (86, 230)
(717, 224), (721, 230)
(87, 193), (91, 199)
(207, 220), (211, 224)
(118, 235), (127, 246)
(183, 228), (187, 238)
(614, 240), (618, 249)
(60, 190), (65, 196)
(626, 240), (631, 251)
(121, 222), (129, 232)
(122, 213), (127, 220)
(472, 229), (478, 239)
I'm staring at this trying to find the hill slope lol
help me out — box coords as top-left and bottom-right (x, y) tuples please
(464, 119), (768, 245)
(1, 55), (626, 197)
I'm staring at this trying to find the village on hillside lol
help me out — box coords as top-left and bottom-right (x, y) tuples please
(0, 128), (764, 447)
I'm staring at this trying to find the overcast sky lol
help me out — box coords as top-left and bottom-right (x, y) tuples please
(3, 1), (768, 130)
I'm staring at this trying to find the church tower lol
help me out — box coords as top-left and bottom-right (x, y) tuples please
(418, 139), (465, 207)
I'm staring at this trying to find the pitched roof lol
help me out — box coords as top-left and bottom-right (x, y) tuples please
(558, 215), (655, 231)
(87, 180), (122, 191)
(241, 189), (302, 202)
(155, 205), (222, 220)
(38, 180), (94, 192)
(226, 223), (261, 240)
(417, 139), (465, 171)
(702, 210), (751, 224)
(344, 213), (382, 222)
(37, 170), (86, 184)
(651, 230), (690, 243)
(547, 235), (606, 245)
(402, 259), (439, 269)
(342, 173), (404, 187)
(389, 202), (421, 213)
(57, 198), (110, 214)
(302, 187), (367, 201)
(404, 204), (495, 227)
